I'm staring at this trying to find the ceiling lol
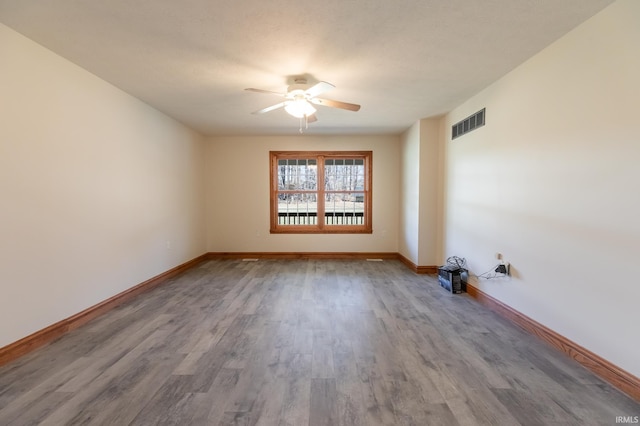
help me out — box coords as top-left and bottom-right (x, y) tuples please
(0, 0), (614, 136)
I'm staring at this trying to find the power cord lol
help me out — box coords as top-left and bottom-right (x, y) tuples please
(472, 265), (504, 280)
(445, 256), (506, 280)
(445, 256), (467, 269)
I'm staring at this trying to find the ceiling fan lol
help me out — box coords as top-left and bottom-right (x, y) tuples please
(245, 79), (361, 131)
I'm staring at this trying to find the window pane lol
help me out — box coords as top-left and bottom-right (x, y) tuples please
(277, 192), (317, 225)
(324, 192), (365, 226)
(325, 159), (365, 191)
(277, 159), (317, 190)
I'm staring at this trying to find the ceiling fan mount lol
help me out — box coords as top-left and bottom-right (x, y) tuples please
(286, 78), (312, 94)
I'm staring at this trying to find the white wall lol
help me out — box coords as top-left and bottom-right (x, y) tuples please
(206, 135), (399, 253)
(0, 24), (207, 348)
(444, 0), (640, 376)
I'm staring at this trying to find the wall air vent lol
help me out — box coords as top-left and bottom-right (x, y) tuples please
(452, 108), (485, 140)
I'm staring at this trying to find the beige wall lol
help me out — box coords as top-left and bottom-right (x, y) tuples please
(418, 118), (441, 266)
(399, 123), (420, 262)
(399, 118), (442, 266)
(0, 24), (207, 348)
(205, 135), (400, 253)
(443, 0), (640, 376)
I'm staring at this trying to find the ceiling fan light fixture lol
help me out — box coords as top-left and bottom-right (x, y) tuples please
(284, 99), (316, 118)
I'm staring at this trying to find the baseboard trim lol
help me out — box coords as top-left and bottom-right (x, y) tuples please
(0, 253), (208, 367)
(207, 251), (400, 260)
(466, 283), (640, 401)
(396, 253), (437, 274)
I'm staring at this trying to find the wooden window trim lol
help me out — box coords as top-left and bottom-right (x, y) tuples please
(270, 151), (372, 234)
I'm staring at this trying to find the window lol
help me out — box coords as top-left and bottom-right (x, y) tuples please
(270, 151), (372, 234)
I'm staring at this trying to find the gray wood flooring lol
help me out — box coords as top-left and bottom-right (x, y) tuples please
(0, 259), (638, 425)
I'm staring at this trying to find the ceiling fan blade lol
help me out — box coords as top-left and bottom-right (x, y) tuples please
(310, 97), (361, 112)
(305, 81), (335, 98)
(307, 114), (318, 123)
(245, 88), (286, 97)
(252, 102), (287, 114)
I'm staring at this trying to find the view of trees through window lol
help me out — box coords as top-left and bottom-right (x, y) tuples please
(270, 152), (372, 233)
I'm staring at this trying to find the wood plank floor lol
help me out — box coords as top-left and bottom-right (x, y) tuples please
(0, 259), (638, 425)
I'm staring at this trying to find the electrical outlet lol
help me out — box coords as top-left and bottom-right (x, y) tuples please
(495, 262), (510, 275)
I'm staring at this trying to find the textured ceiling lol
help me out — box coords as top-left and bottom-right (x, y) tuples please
(0, 0), (615, 136)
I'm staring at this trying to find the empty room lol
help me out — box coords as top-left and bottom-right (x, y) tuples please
(1, 0), (638, 425)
